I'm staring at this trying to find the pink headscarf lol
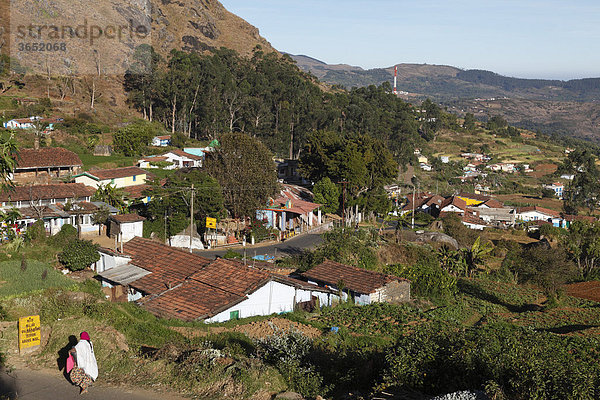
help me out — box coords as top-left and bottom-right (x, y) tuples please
(80, 331), (90, 341)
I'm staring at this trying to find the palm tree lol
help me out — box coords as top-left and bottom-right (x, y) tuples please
(93, 184), (126, 213)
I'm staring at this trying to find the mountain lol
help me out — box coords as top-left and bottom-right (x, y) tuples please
(289, 54), (600, 141)
(2, 0), (277, 122)
(288, 54), (600, 102)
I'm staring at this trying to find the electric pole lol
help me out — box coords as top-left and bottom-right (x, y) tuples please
(339, 181), (348, 228)
(189, 184), (194, 253)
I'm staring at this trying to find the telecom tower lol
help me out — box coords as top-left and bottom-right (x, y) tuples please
(393, 65), (398, 95)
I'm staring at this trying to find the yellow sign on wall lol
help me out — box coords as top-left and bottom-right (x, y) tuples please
(206, 217), (217, 229)
(19, 315), (41, 351)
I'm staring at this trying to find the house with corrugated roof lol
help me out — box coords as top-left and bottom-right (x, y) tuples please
(138, 149), (203, 170)
(94, 237), (337, 321)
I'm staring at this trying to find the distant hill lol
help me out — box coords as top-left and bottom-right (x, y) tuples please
(288, 54), (600, 102)
(289, 54), (600, 141)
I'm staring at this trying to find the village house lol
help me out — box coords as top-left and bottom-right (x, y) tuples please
(0, 183), (118, 235)
(10, 147), (83, 184)
(74, 166), (148, 189)
(439, 196), (468, 215)
(138, 149), (203, 170)
(513, 206), (562, 227)
(94, 237), (337, 320)
(299, 259), (410, 305)
(151, 135), (171, 147)
(543, 182), (564, 199)
(3, 116), (62, 130)
(257, 184), (323, 239)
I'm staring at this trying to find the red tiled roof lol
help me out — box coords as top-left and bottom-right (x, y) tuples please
(482, 199), (504, 208)
(110, 214), (146, 223)
(424, 195), (445, 207)
(85, 166), (147, 180)
(136, 258), (272, 321)
(122, 237), (212, 294)
(138, 280), (242, 321)
(461, 210), (488, 227)
(440, 196), (467, 211)
(0, 183), (94, 202)
(155, 135), (171, 140)
(301, 260), (406, 295)
(16, 147), (82, 169)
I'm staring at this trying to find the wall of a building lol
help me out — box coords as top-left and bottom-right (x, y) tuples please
(205, 280), (297, 323)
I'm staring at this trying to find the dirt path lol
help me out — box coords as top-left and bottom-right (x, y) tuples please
(0, 367), (185, 400)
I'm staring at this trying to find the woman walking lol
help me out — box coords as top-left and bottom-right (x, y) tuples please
(68, 331), (98, 394)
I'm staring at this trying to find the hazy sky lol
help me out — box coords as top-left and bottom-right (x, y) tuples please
(220, 0), (600, 80)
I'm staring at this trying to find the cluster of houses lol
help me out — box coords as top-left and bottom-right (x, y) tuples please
(1, 143), (328, 246)
(400, 191), (594, 230)
(94, 237), (410, 322)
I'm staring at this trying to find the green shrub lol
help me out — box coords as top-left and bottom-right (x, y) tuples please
(50, 224), (78, 247)
(58, 239), (100, 271)
(25, 220), (47, 243)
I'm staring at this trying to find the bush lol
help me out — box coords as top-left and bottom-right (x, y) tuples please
(25, 220), (47, 243)
(50, 224), (78, 247)
(58, 239), (100, 271)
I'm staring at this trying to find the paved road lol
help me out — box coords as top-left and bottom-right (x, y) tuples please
(0, 368), (182, 400)
(194, 232), (324, 260)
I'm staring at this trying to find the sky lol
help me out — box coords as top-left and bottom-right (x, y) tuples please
(220, 0), (600, 80)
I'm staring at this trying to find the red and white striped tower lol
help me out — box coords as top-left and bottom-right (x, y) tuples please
(393, 65), (398, 95)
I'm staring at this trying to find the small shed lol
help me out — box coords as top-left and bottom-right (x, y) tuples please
(109, 214), (145, 242)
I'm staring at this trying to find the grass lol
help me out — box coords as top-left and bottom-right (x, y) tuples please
(77, 153), (136, 170)
(0, 259), (74, 298)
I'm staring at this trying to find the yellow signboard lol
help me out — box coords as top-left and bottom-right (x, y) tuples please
(19, 315), (41, 351)
(206, 217), (217, 229)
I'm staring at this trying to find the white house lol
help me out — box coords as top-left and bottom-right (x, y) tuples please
(514, 206), (562, 227)
(543, 183), (564, 199)
(138, 149), (203, 170)
(94, 237), (337, 321)
(151, 135), (171, 147)
(439, 196), (467, 215)
(420, 163), (432, 171)
(440, 156), (450, 163)
(3, 117), (40, 129)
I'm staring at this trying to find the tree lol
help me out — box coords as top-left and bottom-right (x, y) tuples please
(562, 149), (600, 214)
(93, 184), (126, 212)
(91, 205), (110, 235)
(463, 113), (476, 131)
(112, 120), (164, 156)
(313, 178), (340, 214)
(562, 220), (600, 278)
(58, 239), (100, 271)
(0, 133), (18, 192)
(205, 132), (278, 219)
(509, 243), (576, 297)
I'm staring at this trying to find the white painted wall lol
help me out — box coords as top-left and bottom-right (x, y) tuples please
(205, 280), (297, 323)
(94, 251), (131, 273)
(120, 221), (143, 242)
(74, 175), (99, 189)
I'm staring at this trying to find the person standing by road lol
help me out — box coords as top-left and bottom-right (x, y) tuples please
(68, 331), (98, 394)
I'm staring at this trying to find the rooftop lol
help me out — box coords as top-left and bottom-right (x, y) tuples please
(16, 147), (82, 169)
(301, 259), (406, 295)
(110, 214), (146, 223)
(79, 166), (147, 181)
(0, 183), (94, 203)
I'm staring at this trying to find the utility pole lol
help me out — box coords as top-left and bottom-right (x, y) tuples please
(189, 184), (194, 253)
(411, 185), (415, 230)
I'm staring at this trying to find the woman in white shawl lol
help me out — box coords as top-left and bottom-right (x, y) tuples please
(69, 331), (98, 394)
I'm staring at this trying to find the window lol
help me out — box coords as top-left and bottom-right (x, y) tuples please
(229, 310), (239, 320)
(133, 175), (137, 182)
